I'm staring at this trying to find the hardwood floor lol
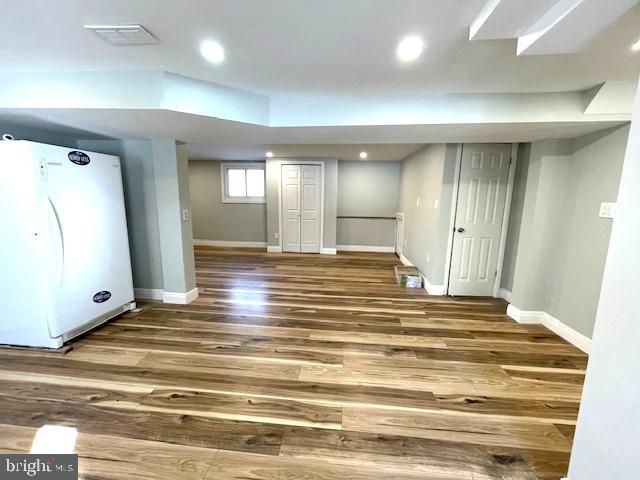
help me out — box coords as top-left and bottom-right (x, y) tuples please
(0, 246), (587, 479)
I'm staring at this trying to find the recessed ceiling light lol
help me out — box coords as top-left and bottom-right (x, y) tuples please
(265, 151), (274, 158)
(359, 151), (368, 159)
(632, 38), (640, 51)
(200, 40), (225, 64)
(396, 35), (425, 63)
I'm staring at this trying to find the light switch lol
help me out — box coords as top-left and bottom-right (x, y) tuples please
(434, 199), (439, 209)
(599, 202), (616, 219)
(416, 196), (420, 207)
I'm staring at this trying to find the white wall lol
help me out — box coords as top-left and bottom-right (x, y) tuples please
(567, 80), (640, 480)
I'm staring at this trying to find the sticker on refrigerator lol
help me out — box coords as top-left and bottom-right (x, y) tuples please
(92, 291), (111, 303)
(68, 151), (90, 166)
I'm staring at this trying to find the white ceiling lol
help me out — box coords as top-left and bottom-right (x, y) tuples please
(0, 1), (637, 160)
(1, 0), (640, 97)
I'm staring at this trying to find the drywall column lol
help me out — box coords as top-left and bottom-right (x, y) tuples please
(323, 159), (338, 253)
(567, 81), (640, 479)
(508, 139), (572, 311)
(152, 139), (197, 303)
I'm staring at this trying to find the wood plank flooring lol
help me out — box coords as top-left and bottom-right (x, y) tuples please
(0, 246), (587, 479)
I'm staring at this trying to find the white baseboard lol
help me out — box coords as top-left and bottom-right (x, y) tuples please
(422, 275), (446, 295)
(498, 288), (512, 302)
(506, 304), (591, 354)
(397, 254), (445, 295)
(163, 287), (199, 305)
(544, 314), (592, 354)
(134, 288), (164, 301)
(321, 247), (337, 255)
(194, 239), (266, 248)
(337, 245), (395, 253)
(506, 304), (545, 324)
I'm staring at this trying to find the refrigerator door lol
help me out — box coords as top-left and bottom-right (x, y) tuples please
(33, 143), (134, 338)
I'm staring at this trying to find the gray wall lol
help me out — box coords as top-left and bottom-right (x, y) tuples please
(508, 126), (628, 338)
(398, 144), (458, 284)
(0, 121), (80, 148)
(77, 139), (164, 291)
(189, 160), (267, 242)
(266, 158), (338, 250)
(567, 86), (639, 480)
(547, 127), (628, 337)
(337, 161), (400, 247)
(500, 143), (530, 292)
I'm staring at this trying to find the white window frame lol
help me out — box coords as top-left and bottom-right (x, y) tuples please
(220, 162), (266, 204)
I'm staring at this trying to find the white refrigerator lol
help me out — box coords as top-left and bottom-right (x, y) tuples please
(0, 140), (136, 348)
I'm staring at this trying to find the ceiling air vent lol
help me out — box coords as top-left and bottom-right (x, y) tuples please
(84, 24), (159, 45)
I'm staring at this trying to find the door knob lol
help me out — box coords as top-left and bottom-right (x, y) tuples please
(457, 227), (465, 233)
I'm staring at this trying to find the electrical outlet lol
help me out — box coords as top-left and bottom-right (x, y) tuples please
(426, 254), (430, 263)
(434, 199), (439, 209)
(416, 196), (420, 207)
(274, 232), (279, 240)
(182, 209), (190, 222)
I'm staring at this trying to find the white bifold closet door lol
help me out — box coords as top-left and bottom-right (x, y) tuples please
(282, 164), (321, 253)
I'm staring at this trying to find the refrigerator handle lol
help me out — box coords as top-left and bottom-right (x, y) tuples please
(46, 196), (64, 286)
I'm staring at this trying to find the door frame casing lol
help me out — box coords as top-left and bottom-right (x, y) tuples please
(277, 159), (325, 254)
(444, 143), (518, 297)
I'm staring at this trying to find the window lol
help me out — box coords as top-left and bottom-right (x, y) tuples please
(221, 163), (266, 203)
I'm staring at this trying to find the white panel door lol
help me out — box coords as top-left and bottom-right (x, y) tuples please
(300, 165), (321, 253)
(448, 144), (511, 296)
(282, 165), (301, 252)
(33, 143), (134, 337)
